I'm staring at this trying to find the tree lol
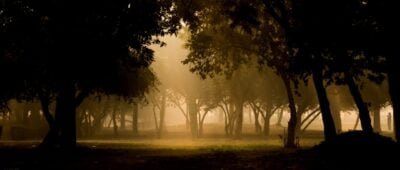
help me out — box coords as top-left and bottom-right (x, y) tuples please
(327, 85), (356, 132)
(361, 79), (390, 133)
(294, 80), (319, 134)
(193, 0), (338, 146)
(247, 67), (287, 136)
(0, 0), (179, 148)
(259, 0), (385, 136)
(179, 0), (303, 147)
(363, 0), (400, 142)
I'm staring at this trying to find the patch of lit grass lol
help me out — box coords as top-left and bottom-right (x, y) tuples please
(78, 137), (322, 151)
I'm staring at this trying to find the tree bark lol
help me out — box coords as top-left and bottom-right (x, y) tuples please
(345, 72), (373, 133)
(282, 74), (298, 148)
(234, 100), (243, 138)
(312, 69), (337, 140)
(263, 113), (271, 136)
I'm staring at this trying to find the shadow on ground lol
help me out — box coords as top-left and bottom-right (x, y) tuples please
(0, 131), (398, 170)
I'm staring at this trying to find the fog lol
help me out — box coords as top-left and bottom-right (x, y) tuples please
(1, 1), (398, 169)
(0, 35), (393, 142)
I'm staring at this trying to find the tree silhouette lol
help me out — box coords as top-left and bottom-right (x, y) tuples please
(0, 0), (179, 148)
(215, 0), (338, 144)
(363, 0), (400, 142)
(361, 79), (390, 132)
(179, 0), (302, 147)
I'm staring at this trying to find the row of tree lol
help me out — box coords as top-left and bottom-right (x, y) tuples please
(0, 76), (389, 140)
(175, 0), (397, 147)
(0, 0), (397, 149)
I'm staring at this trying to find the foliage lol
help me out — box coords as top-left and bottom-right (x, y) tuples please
(0, 0), (180, 106)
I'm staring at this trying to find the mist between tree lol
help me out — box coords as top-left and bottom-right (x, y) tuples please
(0, 35), (393, 148)
(0, 0), (397, 155)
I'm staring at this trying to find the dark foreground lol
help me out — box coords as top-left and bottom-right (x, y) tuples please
(0, 145), (313, 170)
(0, 131), (398, 170)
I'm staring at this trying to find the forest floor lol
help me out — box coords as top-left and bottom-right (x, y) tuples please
(0, 140), (317, 170)
(0, 126), (397, 170)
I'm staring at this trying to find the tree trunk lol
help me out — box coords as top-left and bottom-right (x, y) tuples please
(312, 69), (337, 140)
(388, 71), (400, 142)
(373, 106), (381, 133)
(275, 108), (283, 127)
(120, 112), (126, 130)
(112, 109), (118, 136)
(39, 93), (55, 137)
(152, 105), (159, 132)
(345, 72), (373, 133)
(56, 82), (77, 149)
(39, 94), (59, 148)
(282, 75), (298, 148)
(228, 103), (235, 135)
(300, 108), (319, 127)
(387, 112), (392, 131)
(157, 92), (166, 138)
(224, 110), (229, 135)
(247, 107), (252, 124)
(132, 102), (139, 135)
(263, 114), (271, 136)
(302, 112), (321, 132)
(198, 111), (208, 137)
(250, 103), (262, 134)
(39, 95), (55, 128)
(354, 114), (360, 130)
(331, 107), (342, 133)
(86, 112), (92, 136)
(234, 100), (243, 138)
(188, 98), (198, 138)
(198, 117), (203, 137)
(254, 110), (261, 134)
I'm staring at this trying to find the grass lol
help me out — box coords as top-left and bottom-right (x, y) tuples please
(1, 125), (359, 170)
(0, 134), (323, 170)
(1, 123), (396, 169)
